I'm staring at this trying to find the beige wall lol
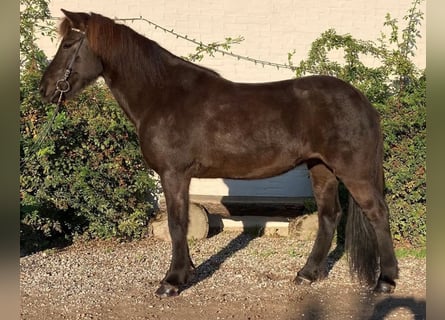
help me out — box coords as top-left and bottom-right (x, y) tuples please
(38, 1), (426, 198)
(40, 0), (425, 83)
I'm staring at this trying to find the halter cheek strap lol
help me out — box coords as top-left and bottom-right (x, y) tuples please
(52, 30), (86, 103)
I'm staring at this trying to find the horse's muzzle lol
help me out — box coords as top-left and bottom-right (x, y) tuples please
(39, 83), (60, 104)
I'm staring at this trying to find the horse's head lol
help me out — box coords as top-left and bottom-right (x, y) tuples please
(40, 9), (103, 103)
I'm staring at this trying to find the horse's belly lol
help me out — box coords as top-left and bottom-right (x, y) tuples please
(195, 150), (303, 179)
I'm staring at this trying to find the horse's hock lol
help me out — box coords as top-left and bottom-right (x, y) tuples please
(150, 196), (318, 241)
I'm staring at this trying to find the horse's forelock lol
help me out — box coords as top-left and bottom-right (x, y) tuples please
(58, 14), (114, 54)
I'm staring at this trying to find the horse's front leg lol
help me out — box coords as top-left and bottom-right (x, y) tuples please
(155, 171), (195, 297)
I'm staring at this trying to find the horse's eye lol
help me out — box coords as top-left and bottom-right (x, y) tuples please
(62, 42), (74, 49)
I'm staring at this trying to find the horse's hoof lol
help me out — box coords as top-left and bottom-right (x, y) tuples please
(294, 275), (312, 286)
(374, 279), (396, 294)
(155, 283), (179, 298)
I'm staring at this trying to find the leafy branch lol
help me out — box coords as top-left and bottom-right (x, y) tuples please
(20, 0), (55, 69)
(185, 36), (245, 62)
(290, 0), (424, 104)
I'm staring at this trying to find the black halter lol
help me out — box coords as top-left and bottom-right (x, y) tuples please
(51, 29), (85, 104)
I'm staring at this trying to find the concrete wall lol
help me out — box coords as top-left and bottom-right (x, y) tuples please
(37, 0), (426, 198)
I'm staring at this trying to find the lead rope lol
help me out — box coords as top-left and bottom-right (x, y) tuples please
(20, 34), (85, 171)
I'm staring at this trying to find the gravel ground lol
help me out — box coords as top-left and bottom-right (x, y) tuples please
(20, 231), (426, 319)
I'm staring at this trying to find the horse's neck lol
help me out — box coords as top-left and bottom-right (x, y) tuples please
(100, 46), (219, 132)
(102, 72), (151, 132)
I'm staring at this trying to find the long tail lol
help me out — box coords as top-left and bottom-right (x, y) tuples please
(345, 135), (385, 286)
(345, 195), (379, 286)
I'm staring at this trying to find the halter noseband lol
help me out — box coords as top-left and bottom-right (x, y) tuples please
(52, 29), (86, 104)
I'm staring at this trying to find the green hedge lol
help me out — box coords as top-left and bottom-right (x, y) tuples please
(378, 74), (426, 246)
(20, 0), (159, 252)
(20, 63), (158, 253)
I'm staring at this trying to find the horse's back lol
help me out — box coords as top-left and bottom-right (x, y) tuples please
(224, 75), (381, 152)
(141, 74), (381, 179)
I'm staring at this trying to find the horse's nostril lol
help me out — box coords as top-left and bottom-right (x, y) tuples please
(39, 84), (52, 102)
(39, 85), (46, 97)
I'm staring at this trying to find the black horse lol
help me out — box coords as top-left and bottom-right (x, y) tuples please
(40, 10), (398, 297)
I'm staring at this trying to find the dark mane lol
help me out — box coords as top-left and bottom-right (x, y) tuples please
(60, 13), (220, 85)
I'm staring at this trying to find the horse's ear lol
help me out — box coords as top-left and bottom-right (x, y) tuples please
(61, 9), (89, 32)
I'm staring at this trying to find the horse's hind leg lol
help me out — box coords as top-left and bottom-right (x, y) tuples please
(295, 159), (342, 285)
(155, 170), (194, 297)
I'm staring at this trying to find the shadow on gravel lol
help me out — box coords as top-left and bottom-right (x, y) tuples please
(182, 207), (348, 295)
(326, 244), (345, 273)
(181, 231), (260, 293)
(292, 290), (426, 320)
(368, 296), (426, 320)
(20, 222), (74, 257)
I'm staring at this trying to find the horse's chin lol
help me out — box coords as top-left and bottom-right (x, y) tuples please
(40, 93), (56, 104)
(40, 90), (69, 105)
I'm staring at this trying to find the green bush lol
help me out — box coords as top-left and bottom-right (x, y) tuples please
(20, 1), (159, 254)
(377, 72), (426, 246)
(290, 0), (426, 246)
(20, 65), (159, 252)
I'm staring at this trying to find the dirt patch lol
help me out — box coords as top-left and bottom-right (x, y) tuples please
(20, 232), (426, 319)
